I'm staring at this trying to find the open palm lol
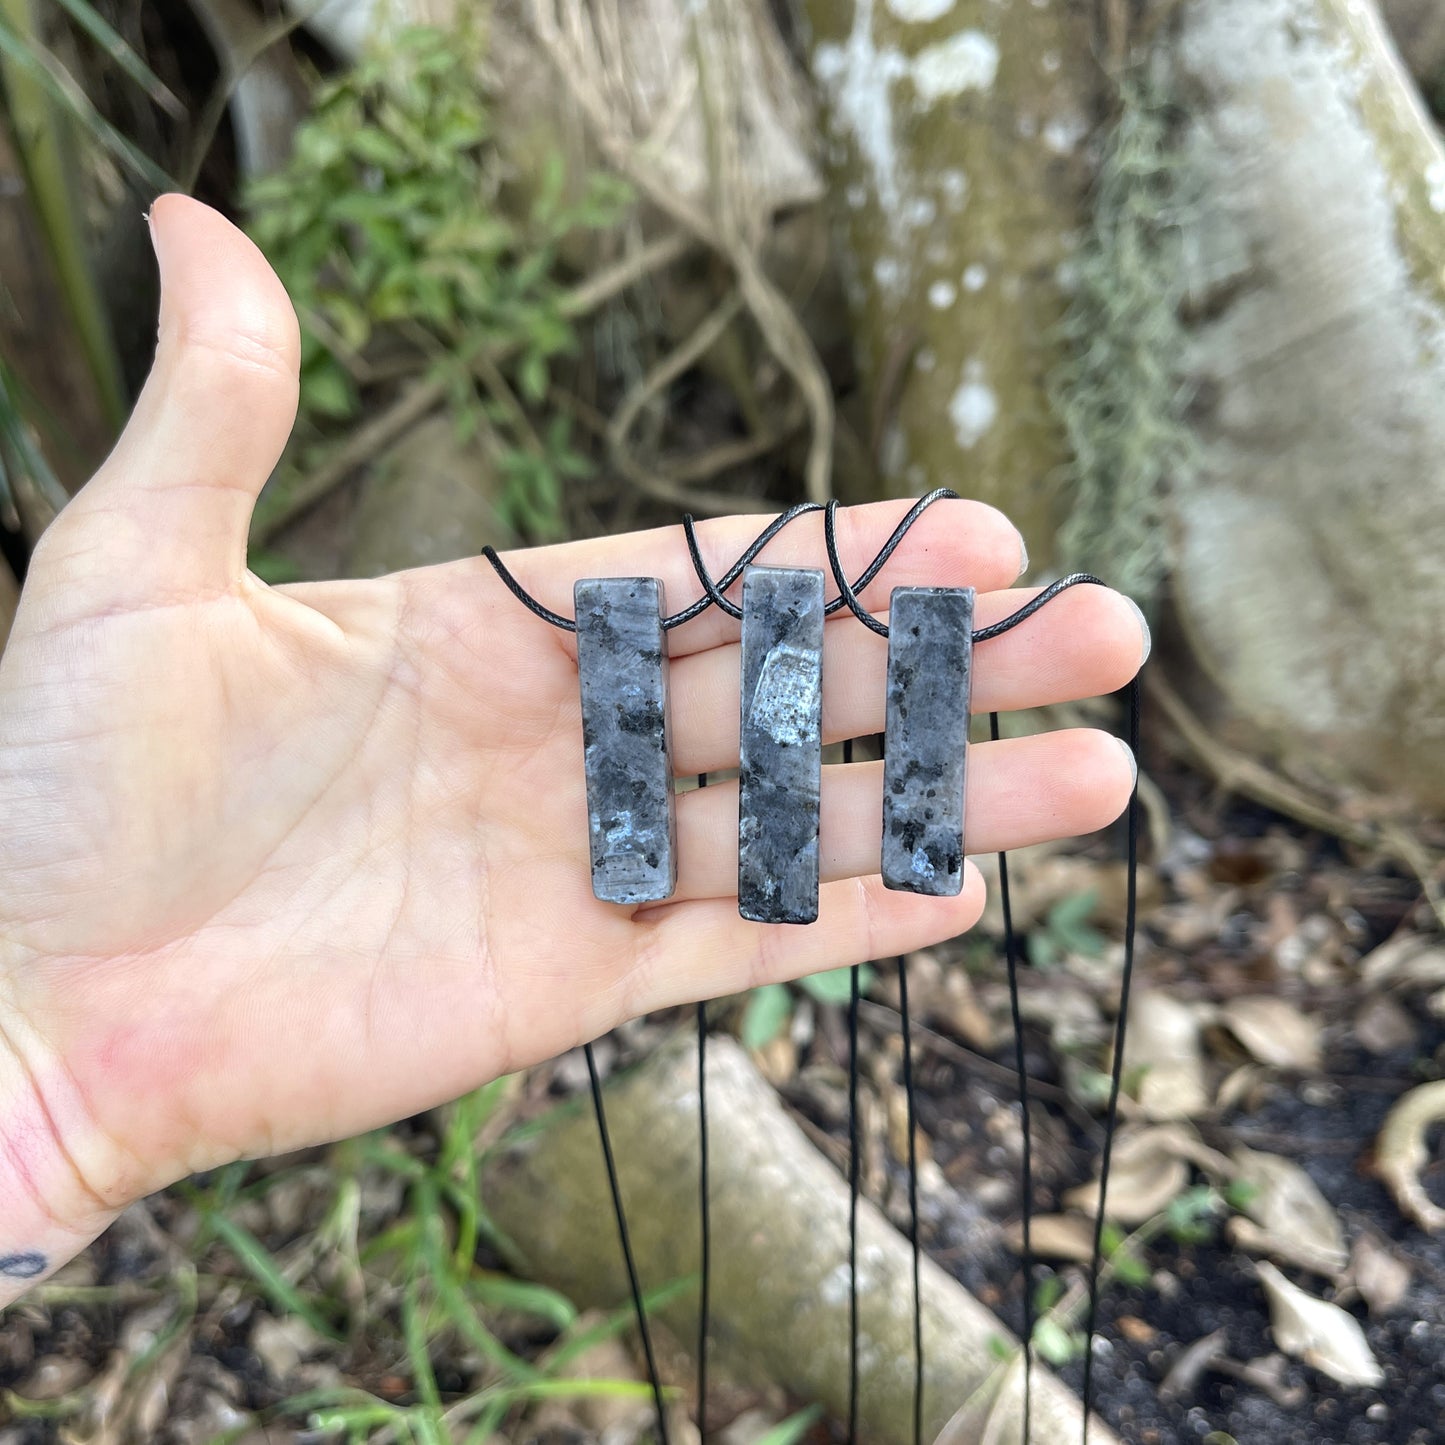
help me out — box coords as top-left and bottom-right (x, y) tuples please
(0, 197), (1143, 1243)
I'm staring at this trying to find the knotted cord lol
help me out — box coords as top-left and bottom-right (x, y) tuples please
(482, 498), (1138, 1444)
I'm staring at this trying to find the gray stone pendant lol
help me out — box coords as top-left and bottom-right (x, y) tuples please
(738, 564), (825, 924)
(881, 586), (975, 896)
(575, 577), (677, 904)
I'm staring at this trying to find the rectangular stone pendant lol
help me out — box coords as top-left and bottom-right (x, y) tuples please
(882, 586), (975, 896)
(738, 565), (825, 924)
(575, 577), (677, 904)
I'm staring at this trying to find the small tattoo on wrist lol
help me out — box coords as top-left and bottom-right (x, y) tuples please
(1, 1251), (47, 1279)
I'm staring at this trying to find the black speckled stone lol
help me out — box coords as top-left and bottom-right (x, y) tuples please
(738, 565), (825, 924)
(882, 586), (974, 896)
(575, 577), (676, 904)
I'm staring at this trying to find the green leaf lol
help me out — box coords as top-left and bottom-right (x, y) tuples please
(741, 984), (791, 1051)
(1027, 930), (1060, 971)
(1032, 1275), (1064, 1314)
(1047, 888), (1106, 956)
(800, 963), (878, 1004)
(1032, 1317), (1080, 1366)
(467, 1270), (577, 1330)
(752, 1405), (824, 1445)
(301, 362), (357, 421)
(1223, 1178), (1261, 1213)
(518, 349), (549, 404)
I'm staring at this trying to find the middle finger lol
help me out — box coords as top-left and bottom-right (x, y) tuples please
(668, 582), (1146, 776)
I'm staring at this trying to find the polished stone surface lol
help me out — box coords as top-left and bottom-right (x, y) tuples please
(738, 565), (825, 924)
(882, 586), (974, 896)
(575, 577), (677, 904)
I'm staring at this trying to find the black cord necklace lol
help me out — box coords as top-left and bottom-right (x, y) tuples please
(483, 493), (1141, 1443)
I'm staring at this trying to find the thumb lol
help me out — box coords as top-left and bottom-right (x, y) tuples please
(55, 193), (300, 601)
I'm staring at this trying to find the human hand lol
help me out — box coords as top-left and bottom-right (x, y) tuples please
(0, 197), (1144, 1293)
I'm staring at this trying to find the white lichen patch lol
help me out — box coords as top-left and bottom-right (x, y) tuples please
(949, 361), (998, 448)
(886, 0), (955, 20)
(963, 262), (989, 291)
(911, 29), (999, 103)
(928, 279), (958, 309)
(903, 195), (938, 228)
(940, 168), (969, 208)
(1043, 111), (1089, 155)
(1428, 160), (1445, 214)
(812, 0), (910, 225)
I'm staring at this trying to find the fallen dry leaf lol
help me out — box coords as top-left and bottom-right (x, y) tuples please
(1215, 1063), (1269, 1113)
(1159, 1328), (1227, 1402)
(1232, 1146), (1347, 1273)
(1359, 934), (1445, 991)
(1216, 996), (1322, 1071)
(1116, 1315), (1156, 1344)
(1004, 1214), (1096, 1263)
(1124, 992), (1209, 1120)
(1256, 1261), (1384, 1388)
(1227, 1215), (1349, 1280)
(1348, 1232), (1412, 1315)
(1353, 995), (1419, 1056)
(1065, 1126), (1192, 1225)
(1375, 1079), (1445, 1233)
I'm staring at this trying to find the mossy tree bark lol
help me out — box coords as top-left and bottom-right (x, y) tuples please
(801, 0), (1101, 558)
(482, 1036), (1117, 1445)
(1170, 0), (1445, 808)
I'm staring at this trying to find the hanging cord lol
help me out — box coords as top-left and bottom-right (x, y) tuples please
(484, 494), (1104, 646)
(847, 984), (862, 1441)
(1080, 675), (1142, 1443)
(897, 955), (924, 1445)
(485, 501), (1121, 1443)
(585, 1043), (671, 1444)
(842, 738), (862, 1445)
(696, 775), (712, 1440)
(992, 711), (1035, 1443)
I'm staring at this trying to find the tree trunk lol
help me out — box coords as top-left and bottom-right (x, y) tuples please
(482, 1035), (1118, 1445)
(801, 0), (1100, 553)
(1169, 0), (1445, 809)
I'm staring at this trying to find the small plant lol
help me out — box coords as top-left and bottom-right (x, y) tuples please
(246, 23), (628, 540)
(1027, 887), (1106, 970)
(177, 1080), (662, 1443)
(1164, 1183), (1224, 1245)
(742, 965), (877, 1050)
(1031, 1276), (1087, 1364)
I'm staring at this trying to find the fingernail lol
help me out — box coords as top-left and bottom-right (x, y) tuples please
(1124, 595), (1152, 666)
(1016, 532), (1029, 579)
(1116, 737), (1138, 787)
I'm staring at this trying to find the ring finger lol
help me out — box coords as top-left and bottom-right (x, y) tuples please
(654, 729), (1136, 907)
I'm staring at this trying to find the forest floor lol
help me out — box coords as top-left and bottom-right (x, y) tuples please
(2, 733), (1443, 1445)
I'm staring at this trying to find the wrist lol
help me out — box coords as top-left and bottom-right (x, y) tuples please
(0, 974), (126, 1305)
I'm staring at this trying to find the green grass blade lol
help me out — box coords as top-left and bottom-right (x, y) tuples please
(0, 11), (174, 192)
(0, 0), (127, 428)
(51, 0), (182, 115)
(467, 1270), (576, 1331)
(547, 1276), (695, 1371)
(202, 1208), (342, 1340)
(753, 1405), (824, 1445)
